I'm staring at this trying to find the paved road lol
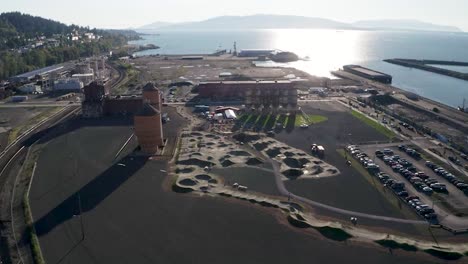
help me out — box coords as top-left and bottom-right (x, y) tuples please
(270, 159), (427, 225)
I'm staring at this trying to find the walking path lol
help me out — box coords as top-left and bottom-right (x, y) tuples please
(269, 159), (427, 225)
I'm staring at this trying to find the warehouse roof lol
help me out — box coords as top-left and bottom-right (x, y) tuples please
(12, 65), (64, 79)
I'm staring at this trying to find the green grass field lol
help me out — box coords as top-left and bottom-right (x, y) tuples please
(295, 114), (328, 127)
(350, 110), (396, 139)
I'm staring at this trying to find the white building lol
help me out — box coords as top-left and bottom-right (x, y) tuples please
(18, 83), (42, 94)
(72, 73), (94, 86)
(84, 33), (96, 40)
(54, 78), (83, 91)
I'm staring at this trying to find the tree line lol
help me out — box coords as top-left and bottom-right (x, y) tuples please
(0, 12), (139, 80)
(0, 36), (129, 79)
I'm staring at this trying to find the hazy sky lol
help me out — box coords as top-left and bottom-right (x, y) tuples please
(1, 0), (467, 31)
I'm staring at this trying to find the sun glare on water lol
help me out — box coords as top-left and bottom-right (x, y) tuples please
(269, 29), (364, 77)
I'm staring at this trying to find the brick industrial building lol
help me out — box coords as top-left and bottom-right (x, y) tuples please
(197, 80), (298, 109)
(82, 82), (164, 154)
(134, 83), (164, 153)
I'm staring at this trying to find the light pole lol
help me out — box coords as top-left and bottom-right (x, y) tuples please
(74, 193), (85, 241)
(73, 158), (84, 241)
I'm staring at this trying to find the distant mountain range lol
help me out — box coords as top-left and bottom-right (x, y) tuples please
(137, 14), (462, 33)
(351, 19), (461, 32)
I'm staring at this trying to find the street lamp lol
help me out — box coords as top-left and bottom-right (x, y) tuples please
(73, 193), (85, 241)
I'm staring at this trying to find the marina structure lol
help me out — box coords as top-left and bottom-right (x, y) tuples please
(343, 65), (392, 84)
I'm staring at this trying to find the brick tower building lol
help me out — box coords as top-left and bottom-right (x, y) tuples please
(134, 103), (164, 154)
(142, 83), (162, 110)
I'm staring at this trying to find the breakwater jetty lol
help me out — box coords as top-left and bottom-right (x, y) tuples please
(384, 59), (468, 81)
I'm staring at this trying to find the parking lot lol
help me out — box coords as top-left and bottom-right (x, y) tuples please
(354, 143), (468, 229)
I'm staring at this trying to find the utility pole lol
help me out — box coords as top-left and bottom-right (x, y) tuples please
(73, 157), (84, 241)
(77, 193), (85, 241)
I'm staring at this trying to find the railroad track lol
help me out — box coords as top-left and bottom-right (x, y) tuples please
(0, 106), (79, 264)
(106, 63), (126, 91)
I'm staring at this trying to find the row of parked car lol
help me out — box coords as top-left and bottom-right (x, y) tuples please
(375, 172), (438, 221)
(397, 145), (421, 159)
(398, 144), (468, 193)
(346, 145), (437, 221)
(377, 148), (447, 194)
(346, 145), (380, 172)
(425, 160), (468, 193)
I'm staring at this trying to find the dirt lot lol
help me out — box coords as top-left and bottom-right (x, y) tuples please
(132, 56), (316, 85)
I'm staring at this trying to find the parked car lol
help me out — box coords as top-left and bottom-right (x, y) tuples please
(416, 205), (430, 211)
(378, 175), (390, 182)
(405, 195), (419, 202)
(414, 172), (429, 180)
(375, 150), (384, 158)
(410, 200), (423, 208)
(400, 160), (412, 167)
(424, 213), (437, 220)
(431, 183), (447, 192)
(397, 191), (409, 197)
(347, 145), (358, 151)
(383, 156), (392, 163)
(383, 149), (394, 155)
(420, 208), (435, 214)
(385, 179), (396, 186)
(409, 177), (422, 183)
(425, 179), (438, 185)
(425, 161), (436, 169)
(422, 187), (433, 194)
(413, 182), (424, 189)
(391, 181), (405, 189)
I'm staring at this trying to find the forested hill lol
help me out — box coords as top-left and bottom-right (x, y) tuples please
(0, 12), (139, 80)
(1, 12), (71, 37)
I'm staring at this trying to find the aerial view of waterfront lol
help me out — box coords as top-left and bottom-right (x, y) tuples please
(3, 1), (468, 263)
(132, 29), (468, 108)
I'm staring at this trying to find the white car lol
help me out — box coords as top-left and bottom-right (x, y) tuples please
(422, 187), (433, 193)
